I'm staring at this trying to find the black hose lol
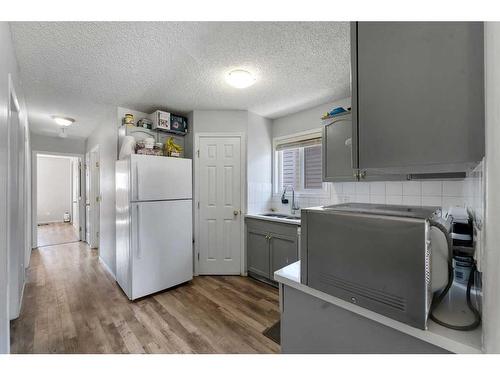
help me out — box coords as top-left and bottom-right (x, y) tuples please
(428, 219), (481, 331)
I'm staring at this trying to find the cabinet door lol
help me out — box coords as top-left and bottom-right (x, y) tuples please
(247, 228), (270, 278)
(353, 22), (484, 173)
(322, 113), (357, 182)
(270, 233), (298, 278)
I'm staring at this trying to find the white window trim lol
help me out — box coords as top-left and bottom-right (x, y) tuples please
(272, 128), (329, 198)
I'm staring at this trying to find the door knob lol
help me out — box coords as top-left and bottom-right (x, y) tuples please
(233, 210), (239, 216)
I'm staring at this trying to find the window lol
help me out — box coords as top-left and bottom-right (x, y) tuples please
(274, 131), (324, 195)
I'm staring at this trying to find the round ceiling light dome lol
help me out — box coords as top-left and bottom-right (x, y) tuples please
(225, 69), (256, 89)
(52, 116), (75, 127)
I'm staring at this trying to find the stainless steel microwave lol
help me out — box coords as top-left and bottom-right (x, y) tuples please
(300, 203), (449, 330)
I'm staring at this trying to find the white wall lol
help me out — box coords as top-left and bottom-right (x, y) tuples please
(36, 155), (72, 224)
(192, 110), (248, 134)
(0, 22), (30, 353)
(247, 112), (273, 214)
(272, 98), (351, 138)
(483, 21), (500, 354)
(86, 106), (117, 274)
(31, 132), (86, 155)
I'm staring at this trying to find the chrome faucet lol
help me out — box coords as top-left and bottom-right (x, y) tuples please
(281, 185), (300, 215)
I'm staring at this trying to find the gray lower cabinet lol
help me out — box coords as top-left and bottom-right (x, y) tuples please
(246, 218), (299, 285)
(281, 285), (450, 354)
(270, 233), (298, 275)
(247, 228), (270, 278)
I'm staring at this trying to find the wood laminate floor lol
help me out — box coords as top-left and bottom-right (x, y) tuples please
(10, 241), (280, 354)
(37, 222), (79, 247)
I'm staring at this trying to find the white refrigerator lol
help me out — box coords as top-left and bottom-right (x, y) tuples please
(115, 154), (193, 300)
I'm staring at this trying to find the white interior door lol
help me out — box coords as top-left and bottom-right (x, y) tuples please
(85, 152), (90, 244)
(24, 131), (31, 268)
(71, 158), (80, 239)
(7, 88), (24, 320)
(198, 136), (242, 275)
(89, 147), (100, 248)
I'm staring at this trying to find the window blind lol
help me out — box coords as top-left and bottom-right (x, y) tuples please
(281, 148), (300, 190)
(304, 145), (322, 189)
(275, 136), (322, 152)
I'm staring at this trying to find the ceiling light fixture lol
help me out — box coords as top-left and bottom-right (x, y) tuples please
(52, 116), (75, 127)
(58, 127), (68, 139)
(225, 69), (256, 89)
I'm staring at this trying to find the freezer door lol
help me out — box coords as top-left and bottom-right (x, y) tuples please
(130, 200), (193, 299)
(131, 155), (192, 201)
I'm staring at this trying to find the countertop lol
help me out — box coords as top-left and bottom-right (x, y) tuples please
(274, 261), (483, 354)
(245, 213), (301, 225)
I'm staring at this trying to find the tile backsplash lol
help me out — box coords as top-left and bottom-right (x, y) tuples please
(247, 182), (273, 214)
(248, 162), (486, 270)
(248, 163), (484, 220)
(264, 180), (469, 215)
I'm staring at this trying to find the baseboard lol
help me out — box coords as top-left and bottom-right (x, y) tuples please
(15, 280), (26, 320)
(10, 279), (26, 321)
(37, 220), (65, 225)
(99, 257), (116, 280)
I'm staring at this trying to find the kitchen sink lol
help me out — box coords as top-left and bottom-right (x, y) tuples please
(261, 213), (289, 218)
(260, 213), (300, 220)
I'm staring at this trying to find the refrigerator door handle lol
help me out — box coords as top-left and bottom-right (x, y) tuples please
(136, 204), (142, 259)
(135, 163), (140, 201)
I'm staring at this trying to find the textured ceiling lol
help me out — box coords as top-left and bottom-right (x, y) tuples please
(10, 22), (350, 138)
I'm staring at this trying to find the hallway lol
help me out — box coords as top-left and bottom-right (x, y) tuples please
(10, 242), (280, 354)
(37, 223), (79, 247)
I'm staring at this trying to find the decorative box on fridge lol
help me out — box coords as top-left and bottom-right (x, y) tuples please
(150, 110), (188, 135)
(151, 110), (171, 131)
(170, 114), (188, 135)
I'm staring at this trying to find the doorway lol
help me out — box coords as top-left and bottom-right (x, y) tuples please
(33, 153), (84, 248)
(194, 133), (245, 275)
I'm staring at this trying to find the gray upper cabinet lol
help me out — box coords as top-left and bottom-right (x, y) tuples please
(351, 22), (485, 176)
(322, 112), (357, 182)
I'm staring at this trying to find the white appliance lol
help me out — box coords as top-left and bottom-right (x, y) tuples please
(115, 154), (193, 300)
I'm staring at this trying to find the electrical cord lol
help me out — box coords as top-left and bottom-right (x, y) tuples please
(428, 219), (481, 331)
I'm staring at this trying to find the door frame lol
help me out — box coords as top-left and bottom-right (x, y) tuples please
(31, 151), (85, 249)
(70, 158), (81, 237)
(88, 145), (100, 249)
(85, 151), (90, 244)
(193, 132), (247, 276)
